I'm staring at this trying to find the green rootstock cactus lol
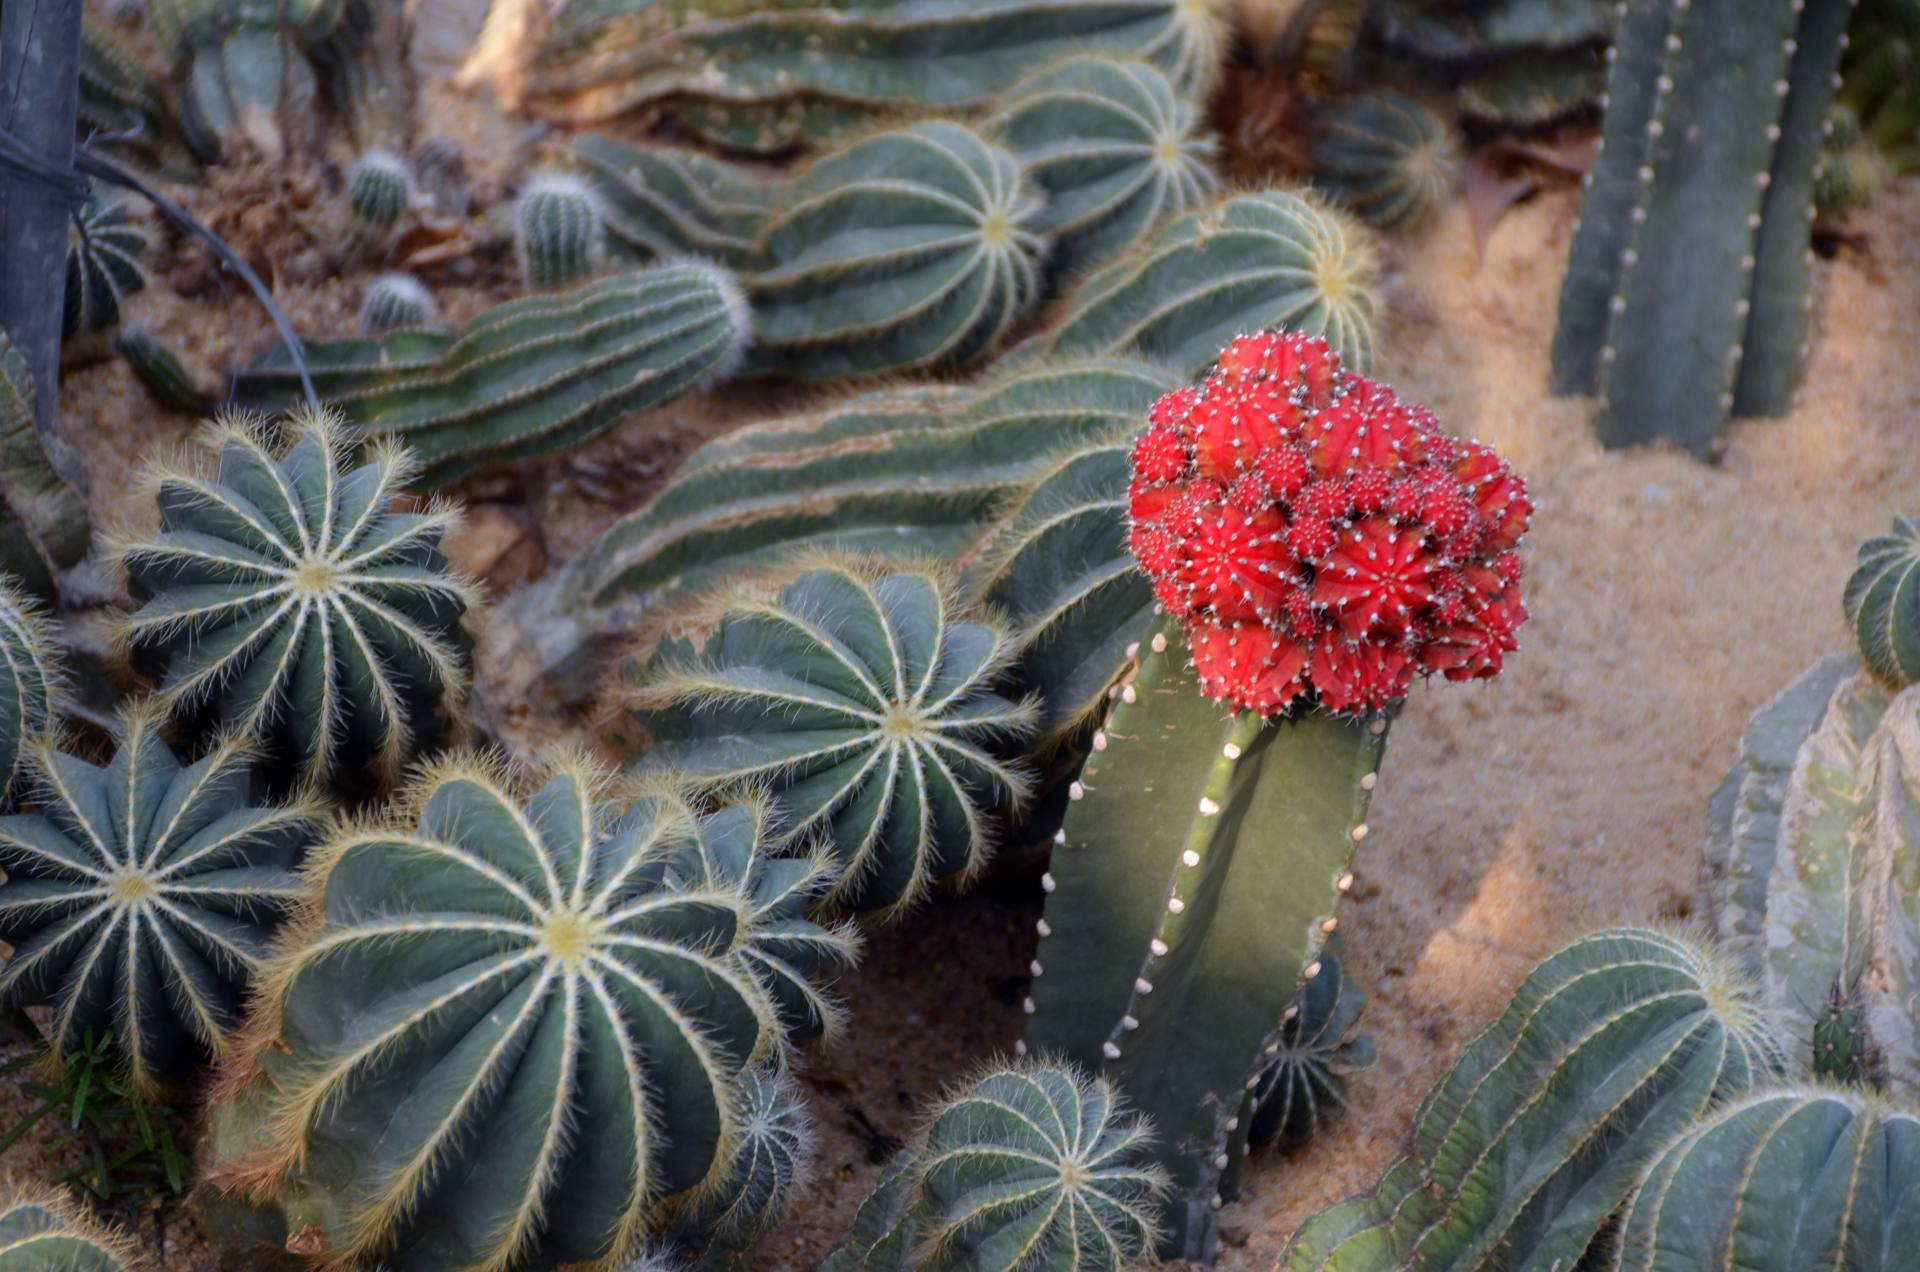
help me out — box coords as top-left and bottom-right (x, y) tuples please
(63, 198), (147, 345)
(1552, 0), (1853, 457)
(1376, 0), (1612, 127)
(1028, 190), (1379, 376)
(1308, 92), (1461, 230)
(223, 755), (831, 1271)
(517, 0), (1230, 145)
(670, 1066), (814, 1270)
(1284, 928), (1782, 1271)
(989, 56), (1220, 281)
(117, 409), (475, 793)
(0, 580), (55, 805)
(0, 1180), (143, 1271)
(514, 171), (604, 292)
(0, 331), (92, 598)
(234, 263), (750, 485)
(565, 136), (772, 273)
(1616, 1088), (1920, 1269)
(747, 121), (1047, 381)
(0, 709), (314, 1095)
(356, 272), (439, 335)
(626, 561), (1037, 917)
(824, 1060), (1168, 1272)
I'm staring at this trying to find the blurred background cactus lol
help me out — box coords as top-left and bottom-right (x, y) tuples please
(356, 271), (438, 334)
(0, 1180), (144, 1271)
(513, 170), (604, 292)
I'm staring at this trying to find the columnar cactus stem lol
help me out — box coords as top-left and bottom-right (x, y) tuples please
(116, 328), (218, 416)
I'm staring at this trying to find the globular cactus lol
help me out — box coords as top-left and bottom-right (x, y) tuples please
(1246, 938), (1374, 1151)
(746, 121), (1047, 381)
(1813, 982), (1887, 1086)
(514, 171), (604, 292)
(625, 560), (1037, 917)
(221, 755), (795, 1271)
(234, 263), (750, 486)
(1615, 1087), (1920, 1270)
(1551, 0), (1853, 457)
(988, 56), (1220, 280)
(78, 21), (200, 182)
(1843, 513), (1920, 687)
(1284, 928), (1782, 1271)
(0, 1179), (143, 1270)
(1025, 331), (1530, 1258)
(346, 149), (414, 239)
(823, 1060), (1168, 1272)
(0, 330), (92, 598)
(0, 579), (55, 805)
(63, 197), (147, 345)
(1308, 91), (1461, 230)
(1029, 191), (1379, 376)
(116, 327), (218, 416)
(564, 136), (772, 272)
(670, 1066), (814, 1270)
(356, 272), (439, 334)
(0, 708), (315, 1095)
(1375, 0), (1612, 127)
(516, 0), (1231, 144)
(115, 408), (475, 794)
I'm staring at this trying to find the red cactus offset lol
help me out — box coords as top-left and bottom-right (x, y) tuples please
(1126, 329), (1532, 715)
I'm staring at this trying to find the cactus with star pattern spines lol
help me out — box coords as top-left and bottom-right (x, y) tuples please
(670, 1066), (815, 1270)
(63, 198), (147, 346)
(356, 273), (439, 335)
(0, 1179), (144, 1271)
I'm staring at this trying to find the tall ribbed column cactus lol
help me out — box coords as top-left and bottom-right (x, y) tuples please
(79, 21), (201, 181)
(1551, 0), (1854, 458)
(1024, 330), (1532, 1259)
(669, 1066), (814, 1269)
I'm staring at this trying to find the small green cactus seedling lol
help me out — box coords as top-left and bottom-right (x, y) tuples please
(116, 328), (218, 416)
(1308, 91), (1461, 230)
(514, 170), (605, 292)
(0, 1179), (144, 1270)
(0, 708), (315, 1095)
(356, 272), (439, 334)
(0, 579), (55, 805)
(824, 1060), (1169, 1272)
(346, 149), (413, 238)
(63, 198), (148, 344)
(671, 1066), (814, 1269)
(116, 408), (476, 793)
(626, 560), (1037, 917)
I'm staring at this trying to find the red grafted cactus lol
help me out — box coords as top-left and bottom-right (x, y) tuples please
(1126, 330), (1531, 715)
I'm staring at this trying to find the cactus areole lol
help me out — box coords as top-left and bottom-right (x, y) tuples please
(1025, 329), (1531, 1260)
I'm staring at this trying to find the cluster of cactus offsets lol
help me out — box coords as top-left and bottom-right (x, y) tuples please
(0, 580), (54, 804)
(1617, 1088), (1920, 1268)
(220, 755), (836, 1271)
(0, 1179), (143, 1271)
(1284, 928), (1782, 1271)
(1375, 0), (1612, 127)
(626, 561), (1037, 917)
(235, 263), (750, 485)
(1030, 192), (1380, 377)
(565, 137), (773, 273)
(356, 272), (439, 335)
(346, 149), (414, 238)
(115, 409), (475, 794)
(0, 709), (314, 1095)
(62, 198), (147, 346)
(745, 121), (1046, 381)
(1552, 0), (1853, 458)
(823, 1060), (1168, 1272)
(0, 331), (92, 597)
(988, 56), (1219, 281)
(1308, 91), (1461, 230)
(515, 0), (1230, 145)
(513, 171), (604, 292)
(669, 1066), (814, 1269)
(146, 0), (342, 161)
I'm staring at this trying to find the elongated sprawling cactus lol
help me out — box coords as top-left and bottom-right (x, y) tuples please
(0, 1180), (143, 1270)
(747, 121), (1046, 381)
(0, 331), (92, 598)
(564, 136), (772, 272)
(626, 561), (1036, 917)
(1025, 331), (1531, 1258)
(116, 408), (475, 793)
(0, 580), (55, 805)
(1551, 0), (1853, 457)
(514, 171), (604, 292)
(1376, 0), (1612, 127)
(235, 263), (750, 485)
(1028, 191), (1378, 376)
(1309, 91), (1461, 230)
(824, 1060), (1168, 1272)
(0, 709), (314, 1095)
(989, 56), (1219, 280)
(516, 0), (1230, 143)
(79, 21), (201, 181)
(63, 198), (147, 345)
(347, 149), (413, 238)
(116, 328), (218, 416)
(1616, 1088), (1920, 1270)
(219, 755), (799, 1270)
(670, 1066), (814, 1270)
(356, 272), (438, 334)
(1284, 928), (1781, 1271)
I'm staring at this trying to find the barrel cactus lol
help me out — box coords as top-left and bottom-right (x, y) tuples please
(347, 149), (414, 237)
(356, 272), (439, 334)
(63, 197), (147, 344)
(0, 579), (54, 805)
(625, 560), (1037, 917)
(746, 120), (1047, 380)
(1309, 91), (1461, 230)
(1616, 1088), (1920, 1270)
(115, 407), (475, 794)
(0, 708), (315, 1095)
(670, 1066), (814, 1269)
(514, 171), (604, 292)
(225, 755), (804, 1271)
(823, 1060), (1168, 1272)
(0, 1180), (142, 1270)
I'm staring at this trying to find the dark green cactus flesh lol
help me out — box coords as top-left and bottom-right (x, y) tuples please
(564, 136), (772, 272)
(824, 1060), (1169, 1272)
(0, 579), (55, 805)
(1284, 928), (1782, 1272)
(1308, 91), (1461, 230)
(514, 172), (604, 292)
(150, 0), (341, 161)
(347, 149), (413, 234)
(116, 327), (218, 416)
(1247, 937), (1375, 1151)
(117, 409), (475, 793)
(988, 56), (1219, 280)
(63, 198), (147, 344)
(627, 562), (1037, 917)
(0, 331), (93, 598)
(670, 1065), (814, 1270)
(1813, 981), (1886, 1086)
(0, 710), (314, 1095)
(0, 1181), (142, 1271)
(746, 121), (1047, 380)
(1843, 514), (1920, 688)
(356, 272), (440, 335)
(1023, 617), (1387, 1259)
(1616, 1088), (1920, 1270)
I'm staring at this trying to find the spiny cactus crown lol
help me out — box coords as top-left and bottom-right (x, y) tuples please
(670, 1064), (815, 1264)
(1126, 329), (1531, 715)
(355, 272), (439, 334)
(1309, 90), (1462, 230)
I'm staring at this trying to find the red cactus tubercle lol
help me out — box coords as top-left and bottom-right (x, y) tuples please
(1126, 329), (1532, 716)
